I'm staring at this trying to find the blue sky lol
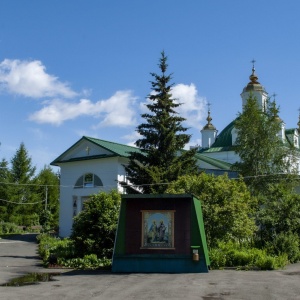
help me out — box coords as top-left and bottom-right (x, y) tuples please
(1, 0), (300, 171)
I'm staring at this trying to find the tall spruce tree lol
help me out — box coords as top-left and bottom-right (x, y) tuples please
(125, 52), (197, 194)
(232, 94), (295, 193)
(7, 143), (39, 225)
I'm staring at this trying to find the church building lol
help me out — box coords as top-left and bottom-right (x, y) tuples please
(51, 65), (300, 237)
(198, 65), (300, 171)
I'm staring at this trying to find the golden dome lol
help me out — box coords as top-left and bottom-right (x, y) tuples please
(202, 110), (216, 130)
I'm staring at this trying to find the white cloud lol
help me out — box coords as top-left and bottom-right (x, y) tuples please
(172, 83), (207, 128)
(0, 59), (76, 98)
(139, 83), (207, 129)
(29, 90), (138, 127)
(122, 131), (142, 147)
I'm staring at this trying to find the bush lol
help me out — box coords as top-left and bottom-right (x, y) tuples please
(266, 232), (300, 263)
(0, 222), (23, 235)
(57, 255), (111, 270)
(37, 233), (111, 269)
(209, 241), (288, 270)
(37, 233), (75, 266)
(71, 190), (121, 259)
(8, 214), (39, 227)
(167, 173), (257, 247)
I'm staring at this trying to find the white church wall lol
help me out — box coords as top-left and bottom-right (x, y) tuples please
(203, 150), (240, 165)
(58, 156), (124, 237)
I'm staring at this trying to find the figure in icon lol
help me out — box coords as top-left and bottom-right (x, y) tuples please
(148, 219), (167, 243)
(149, 220), (157, 242)
(158, 220), (166, 242)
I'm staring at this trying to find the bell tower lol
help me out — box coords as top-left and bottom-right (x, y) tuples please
(240, 60), (268, 111)
(201, 103), (217, 149)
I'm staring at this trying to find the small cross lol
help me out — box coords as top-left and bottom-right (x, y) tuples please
(207, 101), (212, 112)
(272, 93), (277, 100)
(251, 59), (256, 69)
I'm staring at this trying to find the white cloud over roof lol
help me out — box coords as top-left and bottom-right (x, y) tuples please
(0, 59), (76, 98)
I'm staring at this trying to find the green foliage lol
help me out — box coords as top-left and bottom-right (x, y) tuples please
(0, 144), (59, 230)
(209, 241), (288, 270)
(71, 190), (121, 259)
(232, 94), (295, 192)
(3, 143), (40, 223)
(256, 184), (300, 246)
(265, 232), (300, 263)
(37, 233), (75, 266)
(57, 255), (111, 270)
(38, 190), (120, 269)
(167, 173), (257, 246)
(34, 166), (60, 229)
(10, 142), (36, 183)
(8, 213), (39, 226)
(37, 233), (111, 269)
(0, 222), (23, 235)
(0, 159), (10, 214)
(39, 209), (53, 232)
(125, 52), (197, 194)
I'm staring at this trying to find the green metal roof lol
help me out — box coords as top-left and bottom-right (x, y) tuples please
(198, 119), (300, 154)
(198, 118), (237, 153)
(211, 118), (237, 148)
(51, 136), (233, 170)
(84, 136), (141, 157)
(194, 153), (232, 170)
(51, 136), (141, 165)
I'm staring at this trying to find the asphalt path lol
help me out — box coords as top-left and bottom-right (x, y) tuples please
(0, 234), (300, 300)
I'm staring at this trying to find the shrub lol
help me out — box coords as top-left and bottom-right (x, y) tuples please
(266, 232), (300, 263)
(37, 233), (75, 266)
(71, 190), (121, 259)
(57, 255), (111, 270)
(0, 222), (22, 235)
(209, 241), (288, 270)
(37, 233), (111, 269)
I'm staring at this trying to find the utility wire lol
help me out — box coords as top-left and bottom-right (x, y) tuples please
(0, 198), (45, 205)
(0, 173), (298, 189)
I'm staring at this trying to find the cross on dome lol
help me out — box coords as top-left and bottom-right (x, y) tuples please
(249, 59), (259, 84)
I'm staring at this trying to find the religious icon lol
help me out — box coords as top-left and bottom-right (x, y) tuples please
(141, 210), (174, 249)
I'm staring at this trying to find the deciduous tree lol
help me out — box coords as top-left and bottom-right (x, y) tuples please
(167, 173), (257, 246)
(232, 95), (296, 193)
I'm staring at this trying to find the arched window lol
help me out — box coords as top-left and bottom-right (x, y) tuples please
(74, 173), (103, 188)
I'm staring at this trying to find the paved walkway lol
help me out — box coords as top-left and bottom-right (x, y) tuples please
(0, 234), (300, 300)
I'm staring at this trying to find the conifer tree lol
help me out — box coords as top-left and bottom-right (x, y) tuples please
(7, 143), (38, 225)
(0, 158), (10, 221)
(125, 52), (197, 194)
